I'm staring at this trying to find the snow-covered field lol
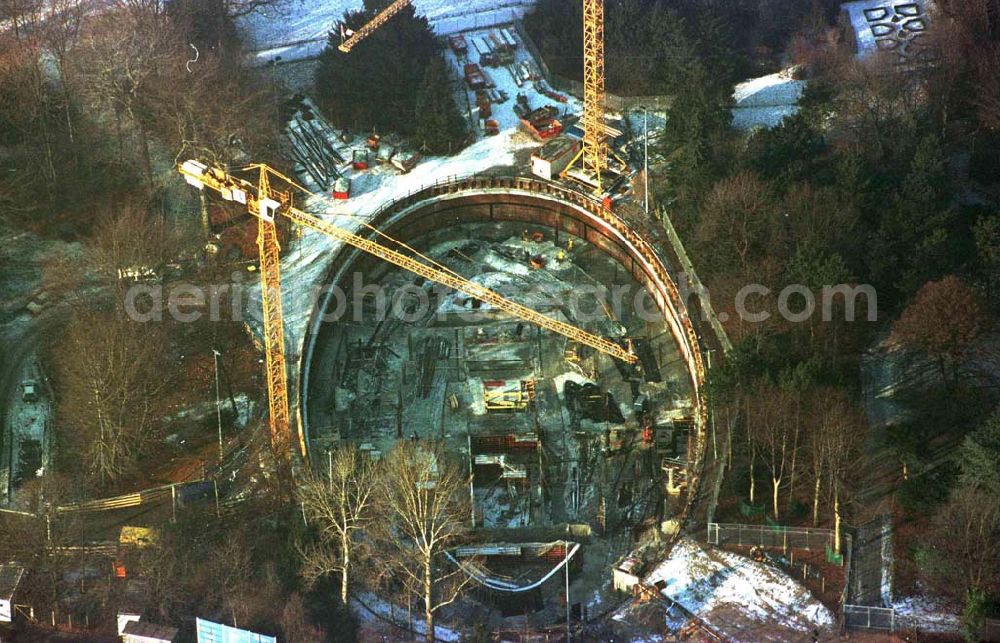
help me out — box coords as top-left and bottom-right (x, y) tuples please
(616, 538), (833, 641)
(731, 70), (805, 131)
(241, 0), (537, 63)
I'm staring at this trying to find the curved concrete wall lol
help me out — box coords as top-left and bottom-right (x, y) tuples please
(299, 178), (707, 482)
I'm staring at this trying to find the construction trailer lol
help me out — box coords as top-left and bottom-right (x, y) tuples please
(519, 106), (563, 141)
(122, 621), (178, 643)
(531, 136), (579, 181)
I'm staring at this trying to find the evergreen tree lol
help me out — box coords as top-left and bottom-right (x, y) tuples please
(413, 56), (468, 155)
(314, 1), (437, 138)
(959, 412), (1000, 498)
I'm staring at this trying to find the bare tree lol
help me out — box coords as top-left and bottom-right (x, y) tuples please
(924, 484), (1000, 599)
(817, 391), (866, 554)
(372, 442), (473, 642)
(749, 383), (796, 520)
(69, 0), (182, 184)
(83, 201), (179, 293)
(893, 276), (986, 387)
(806, 403), (824, 527)
(280, 593), (325, 642)
(52, 307), (168, 486)
(297, 445), (378, 604)
(0, 0), (43, 42)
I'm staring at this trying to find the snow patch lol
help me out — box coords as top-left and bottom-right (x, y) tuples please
(352, 592), (461, 641)
(731, 70), (805, 131)
(638, 538), (834, 639)
(893, 594), (962, 633)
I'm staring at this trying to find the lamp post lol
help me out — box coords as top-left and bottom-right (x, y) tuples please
(212, 349), (223, 462)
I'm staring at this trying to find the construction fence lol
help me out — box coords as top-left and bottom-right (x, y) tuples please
(707, 522), (848, 556)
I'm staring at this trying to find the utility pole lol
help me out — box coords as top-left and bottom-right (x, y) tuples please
(468, 433), (476, 528)
(212, 349), (223, 462)
(565, 541), (571, 642)
(643, 108), (650, 217)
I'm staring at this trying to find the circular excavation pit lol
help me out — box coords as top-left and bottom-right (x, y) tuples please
(300, 185), (705, 627)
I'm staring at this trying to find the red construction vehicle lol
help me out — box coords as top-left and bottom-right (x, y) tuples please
(519, 106), (562, 141)
(464, 63), (488, 90)
(447, 34), (468, 57)
(333, 176), (351, 199)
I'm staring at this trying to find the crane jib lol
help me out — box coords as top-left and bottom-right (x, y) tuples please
(176, 161), (639, 366)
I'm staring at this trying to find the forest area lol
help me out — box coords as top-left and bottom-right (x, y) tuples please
(0, 0), (288, 489)
(0, 0), (331, 636)
(584, 0), (1000, 637)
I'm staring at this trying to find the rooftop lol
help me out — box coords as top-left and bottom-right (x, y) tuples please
(122, 620), (178, 641)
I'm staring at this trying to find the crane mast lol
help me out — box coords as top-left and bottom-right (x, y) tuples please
(562, 0), (608, 194)
(254, 169), (294, 458)
(338, 0), (412, 53)
(179, 160), (637, 456)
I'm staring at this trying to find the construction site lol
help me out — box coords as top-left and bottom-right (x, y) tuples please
(174, 0), (711, 634)
(6, 0), (994, 637)
(300, 210), (699, 620)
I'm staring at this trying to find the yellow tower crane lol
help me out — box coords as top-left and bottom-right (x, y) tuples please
(338, 0), (412, 53)
(178, 160), (637, 458)
(340, 0), (617, 196)
(561, 0), (608, 195)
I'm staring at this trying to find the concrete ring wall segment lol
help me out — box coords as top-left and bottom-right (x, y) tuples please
(299, 175), (708, 485)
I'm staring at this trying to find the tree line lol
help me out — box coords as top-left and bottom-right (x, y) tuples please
(523, 0), (846, 97)
(646, 0), (1000, 635)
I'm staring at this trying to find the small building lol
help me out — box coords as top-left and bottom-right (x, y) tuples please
(0, 563), (25, 622)
(122, 620), (178, 643)
(530, 136), (579, 181)
(613, 557), (642, 593)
